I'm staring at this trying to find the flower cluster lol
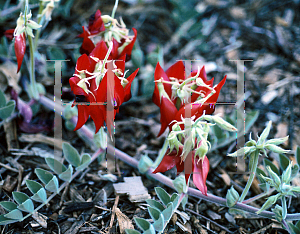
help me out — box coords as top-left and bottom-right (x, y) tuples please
(152, 62), (230, 195)
(78, 9), (137, 61)
(69, 10), (138, 135)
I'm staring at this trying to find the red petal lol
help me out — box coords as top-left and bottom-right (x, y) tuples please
(158, 96), (177, 137)
(114, 78), (125, 108)
(165, 60), (185, 81)
(174, 103), (201, 122)
(69, 77), (87, 96)
(75, 54), (91, 74)
(74, 105), (90, 131)
(111, 38), (120, 60)
(123, 68), (139, 102)
(152, 62), (171, 107)
(90, 104), (105, 133)
(15, 33), (26, 73)
(193, 155), (209, 196)
(4, 29), (14, 40)
(118, 28), (137, 61)
(88, 9), (105, 35)
(152, 150), (181, 174)
(90, 40), (108, 60)
(79, 27), (95, 55)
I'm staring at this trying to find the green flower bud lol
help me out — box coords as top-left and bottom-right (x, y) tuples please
(265, 144), (290, 154)
(257, 121), (272, 145)
(266, 166), (281, 189)
(258, 174), (275, 187)
(226, 186), (239, 207)
(138, 155), (153, 174)
(271, 205), (283, 222)
(265, 136), (289, 146)
(291, 186), (300, 193)
(227, 146), (255, 157)
(195, 140), (208, 160)
(256, 193), (280, 214)
(27, 20), (42, 30)
(173, 175), (187, 194)
(211, 115), (237, 132)
(167, 131), (182, 154)
(177, 89), (189, 102)
(282, 161), (292, 184)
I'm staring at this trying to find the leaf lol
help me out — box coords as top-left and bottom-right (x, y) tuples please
(4, 209), (23, 220)
(134, 217), (151, 231)
(0, 214), (17, 225)
(45, 176), (59, 193)
(59, 164), (73, 182)
(147, 206), (161, 221)
(161, 203), (173, 221)
(296, 146), (300, 167)
(180, 195), (188, 210)
(17, 199), (34, 213)
(287, 222), (300, 234)
(35, 168), (54, 185)
(0, 201), (17, 212)
(45, 158), (67, 174)
(0, 100), (15, 119)
(26, 180), (47, 203)
(76, 153), (91, 171)
(291, 164), (299, 180)
(125, 230), (141, 234)
(264, 159), (279, 176)
(12, 192), (30, 205)
(279, 154), (290, 171)
(153, 212), (164, 232)
(245, 110), (259, 132)
(256, 168), (267, 183)
(155, 187), (170, 206)
(146, 199), (164, 212)
(0, 89), (6, 108)
(62, 142), (81, 167)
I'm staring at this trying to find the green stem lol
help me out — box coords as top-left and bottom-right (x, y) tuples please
(33, 1), (45, 50)
(282, 196), (287, 220)
(111, 0), (119, 19)
(28, 36), (39, 100)
(239, 149), (259, 202)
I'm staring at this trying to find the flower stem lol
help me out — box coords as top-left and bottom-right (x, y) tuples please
(33, 1), (45, 50)
(28, 36), (39, 100)
(239, 149), (259, 202)
(111, 0), (119, 19)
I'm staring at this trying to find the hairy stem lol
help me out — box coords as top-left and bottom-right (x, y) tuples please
(28, 36), (39, 100)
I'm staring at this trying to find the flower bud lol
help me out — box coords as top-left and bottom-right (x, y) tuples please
(291, 186), (300, 193)
(195, 140), (208, 160)
(266, 166), (281, 189)
(265, 136), (289, 146)
(167, 131), (182, 154)
(256, 194), (280, 214)
(282, 161), (292, 184)
(211, 115), (237, 132)
(265, 144), (290, 154)
(257, 121), (272, 145)
(227, 146), (254, 157)
(271, 205), (283, 222)
(226, 186), (239, 207)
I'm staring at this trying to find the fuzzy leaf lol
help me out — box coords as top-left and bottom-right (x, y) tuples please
(161, 203), (173, 221)
(26, 180), (47, 203)
(59, 164), (73, 182)
(0, 202), (17, 212)
(256, 168), (267, 183)
(4, 209), (23, 220)
(291, 164), (299, 180)
(279, 154), (290, 171)
(0, 100), (15, 119)
(45, 158), (67, 174)
(63, 142), (81, 167)
(12, 192), (30, 205)
(35, 168), (54, 185)
(147, 206), (161, 221)
(296, 146), (300, 167)
(134, 217), (151, 231)
(146, 199), (164, 212)
(45, 176), (59, 193)
(155, 187), (170, 206)
(264, 159), (279, 176)
(0, 214), (17, 225)
(125, 230), (141, 234)
(0, 89), (6, 108)
(17, 199), (34, 213)
(76, 153), (91, 171)
(153, 212), (164, 232)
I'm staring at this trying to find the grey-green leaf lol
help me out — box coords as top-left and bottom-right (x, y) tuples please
(155, 187), (170, 206)
(76, 153), (91, 171)
(134, 217), (151, 231)
(162, 203), (173, 221)
(0, 201), (17, 212)
(26, 180), (47, 203)
(26, 180), (43, 194)
(296, 146), (300, 167)
(279, 154), (290, 171)
(45, 176), (59, 193)
(0, 214), (17, 225)
(59, 164), (73, 182)
(4, 209), (23, 220)
(17, 199), (34, 213)
(35, 168), (54, 185)
(62, 142), (81, 167)
(0, 100), (15, 119)
(153, 212), (164, 232)
(147, 206), (161, 221)
(0, 89), (6, 108)
(256, 168), (267, 183)
(12, 192), (30, 205)
(264, 159), (279, 176)
(45, 158), (67, 174)
(146, 199), (164, 212)
(125, 230), (141, 234)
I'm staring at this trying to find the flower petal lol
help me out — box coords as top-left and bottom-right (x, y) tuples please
(165, 60), (185, 81)
(193, 155), (209, 196)
(74, 105), (90, 131)
(88, 9), (105, 35)
(118, 28), (137, 61)
(15, 32), (26, 73)
(79, 27), (95, 55)
(158, 96), (177, 137)
(152, 150), (181, 174)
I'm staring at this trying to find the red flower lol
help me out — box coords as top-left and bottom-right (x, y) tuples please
(78, 9), (137, 61)
(153, 146), (210, 196)
(5, 29), (26, 73)
(153, 61), (226, 136)
(69, 41), (139, 134)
